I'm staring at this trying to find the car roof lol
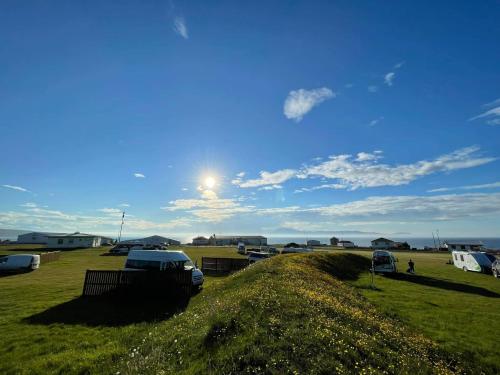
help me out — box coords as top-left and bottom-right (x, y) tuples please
(127, 250), (189, 261)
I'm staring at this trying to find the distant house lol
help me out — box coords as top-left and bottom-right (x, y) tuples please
(209, 235), (267, 246)
(17, 231), (65, 244)
(46, 232), (104, 249)
(122, 235), (180, 246)
(338, 240), (355, 248)
(192, 236), (210, 246)
(330, 237), (339, 246)
(371, 238), (395, 250)
(444, 242), (485, 252)
(393, 241), (411, 250)
(307, 240), (321, 247)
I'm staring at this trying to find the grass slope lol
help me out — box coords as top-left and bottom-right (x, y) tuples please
(118, 253), (469, 375)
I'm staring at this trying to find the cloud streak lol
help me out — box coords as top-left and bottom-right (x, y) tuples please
(134, 173), (145, 178)
(428, 181), (500, 193)
(470, 99), (500, 126)
(283, 87), (335, 122)
(173, 17), (188, 39)
(2, 184), (29, 192)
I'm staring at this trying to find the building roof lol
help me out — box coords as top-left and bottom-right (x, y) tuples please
(193, 236), (208, 240)
(338, 240), (354, 243)
(20, 231), (66, 236)
(371, 237), (394, 243)
(445, 241), (484, 246)
(47, 232), (102, 238)
(122, 235), (177, 243)
(211, 235), (267, 239)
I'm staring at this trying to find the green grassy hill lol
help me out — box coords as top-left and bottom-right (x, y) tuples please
(117, 253), (471, 375)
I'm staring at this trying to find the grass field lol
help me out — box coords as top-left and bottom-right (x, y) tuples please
(0, 245), (498, 374)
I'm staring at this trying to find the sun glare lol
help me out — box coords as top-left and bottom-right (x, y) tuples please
(204, 176), (216, 189)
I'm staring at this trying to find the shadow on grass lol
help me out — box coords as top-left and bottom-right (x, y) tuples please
(384, 273), (500, 298)
(308, 253), (372, 281)
(24, 295), (190, 327)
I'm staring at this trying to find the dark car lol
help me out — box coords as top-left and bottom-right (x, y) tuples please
(492, 259), (500, 278)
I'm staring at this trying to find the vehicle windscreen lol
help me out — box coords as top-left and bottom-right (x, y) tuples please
(373, 255), (392, 266)
(125, 259), (161, 270)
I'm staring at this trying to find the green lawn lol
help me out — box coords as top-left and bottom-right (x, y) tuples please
(0, 245), (498, 373)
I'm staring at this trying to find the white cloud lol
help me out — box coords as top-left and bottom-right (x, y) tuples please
(173, 17), (188, 39)
(232, 169), (297, 188)
(384, 72), (395, 86)
(234, 146), (495, 191)
(181, 187), (188, 191)
(20, 202), (37, 208)
(97, 208), (123, 215)
(258, 184), (283, 191)
(2, 184), (29, 192)
(134, 173), (145, 178)
(344, 83), (354, 88)
(394, 61), (405, 69)
(236, 171), (245, 178)
(428, 181), (500, 193)
(283, 87), (335, 122)
(368, 85), (378, 93)
(294, 183), (347, 193)
(470, 99), (500, 126)
(119, 203), (130, 207)
(368, 117), (383, 127)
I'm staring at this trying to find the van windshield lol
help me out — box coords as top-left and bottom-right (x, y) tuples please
(125, 259), (194, 270)
(373, 255), (392, 266)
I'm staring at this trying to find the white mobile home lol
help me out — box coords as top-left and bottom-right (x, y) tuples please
(47, 232), (103, 249)
(371, 238), (395, 250)
(17, 232), (65, 244)
(122, 235), (180, 246)
(337, 240), (355, 248)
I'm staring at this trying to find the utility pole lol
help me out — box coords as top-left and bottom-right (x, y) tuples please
(436, 229), (442, 250)
(118, 211), (125, 243)
(432, 232), (437, 250)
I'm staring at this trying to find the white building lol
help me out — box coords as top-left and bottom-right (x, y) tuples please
(122, 235), (180, 246)
(209, 235), (267, 246)
(444, 242), (485, 252)
(192, 236), (210, 246)
(371, 238), (395, 250)
(17, 232), (65, 244)
(307, 240), (321, 247)
(47, 232), (104, 249)
(337, 240), (355, 248)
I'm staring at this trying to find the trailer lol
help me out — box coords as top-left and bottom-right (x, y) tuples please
(452, 251), (495, 273)
(0, 254), (40, 273)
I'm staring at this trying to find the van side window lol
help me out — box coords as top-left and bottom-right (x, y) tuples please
(460, 255), (464, 261)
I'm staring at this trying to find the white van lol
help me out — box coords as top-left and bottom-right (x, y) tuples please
(0, 254), (40, 273)
(372, 250), (397, 273)
(452, 251), (495, 273)
(124, 250), (204, 288)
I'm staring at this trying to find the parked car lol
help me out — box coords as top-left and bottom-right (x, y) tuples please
(452, 251), (495, 273)
(0, 254), (40, 273)
(491, 259), (500, 278)
(237, 242), (246, 254)
(124, 250), (204, 288)
(372, 250), (398, 274)
(248, 251), (273, 263)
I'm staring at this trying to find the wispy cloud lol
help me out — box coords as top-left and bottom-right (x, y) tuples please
(428, 181), (500, 193)
(232, 146), (496, 191)
(258, 184), (283, 191)
(368, 117), (384, 127)
(470, 98), (500, 125)
(283, 87), (335, 122)
(173, 16), (188, 39)
(394, 61), (405, 69)
(368, 85), (378, 93)
(119, 203), (130, 207)
(134, 173), (145, 178)
(181, 187), (188, 191)
(20, 202), (37, 207)
(2, 184), (29, 192)
(384, 72), (395, 86)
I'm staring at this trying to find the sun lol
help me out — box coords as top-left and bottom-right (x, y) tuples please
(204, 176), (216, 189)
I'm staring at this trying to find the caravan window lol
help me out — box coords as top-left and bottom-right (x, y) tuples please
(460, 255), (464, 261)
(454, 254), (457, 260)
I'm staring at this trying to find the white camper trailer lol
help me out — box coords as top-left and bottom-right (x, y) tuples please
(124, 250), (204, 288)
(452, 251), (495, 273)
(0, 254), (40, 273)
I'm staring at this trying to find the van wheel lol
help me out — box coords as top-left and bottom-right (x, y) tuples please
(463, 266), (468, 272)
(493, 270), (499, 278)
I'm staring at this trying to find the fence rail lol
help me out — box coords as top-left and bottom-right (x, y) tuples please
(82, 269), (192, 297)
(39, 251), (61, 264)
(201, 257), (249, 275)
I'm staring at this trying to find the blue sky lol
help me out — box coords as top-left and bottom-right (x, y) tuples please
(1, 0), (500, 239)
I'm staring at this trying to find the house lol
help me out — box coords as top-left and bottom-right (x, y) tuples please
(371, 238), (395, 250)
(46, 232), (105, 249)
(337, 240), (355, 248)
(208, 235), (267, 246)
(444, 242), (485, 252)
(307, 240), (321, 246)
(330, 237), (339, 246)
(122, 235), (180, 246)
(17, 231), (65, 244)
(192, 236), (210, 246)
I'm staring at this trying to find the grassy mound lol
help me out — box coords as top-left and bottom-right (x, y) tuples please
(117, 253), (469, 374)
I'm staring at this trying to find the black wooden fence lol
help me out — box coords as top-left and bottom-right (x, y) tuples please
(82, 269), (193, 298)
(201, 257), (249, 275)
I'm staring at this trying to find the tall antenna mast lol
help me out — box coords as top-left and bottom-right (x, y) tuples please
(436, 229), (442, 250)
(432, 231), (437, 250)
(118, 211), (125, 243)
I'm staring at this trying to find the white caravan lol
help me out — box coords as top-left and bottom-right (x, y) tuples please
(372, 250), (398, 274)
(237, 242), (246, 254)
(124, 250), (204, 287)
(0, 254), (40, 273)
(452, 251), (495, 273)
